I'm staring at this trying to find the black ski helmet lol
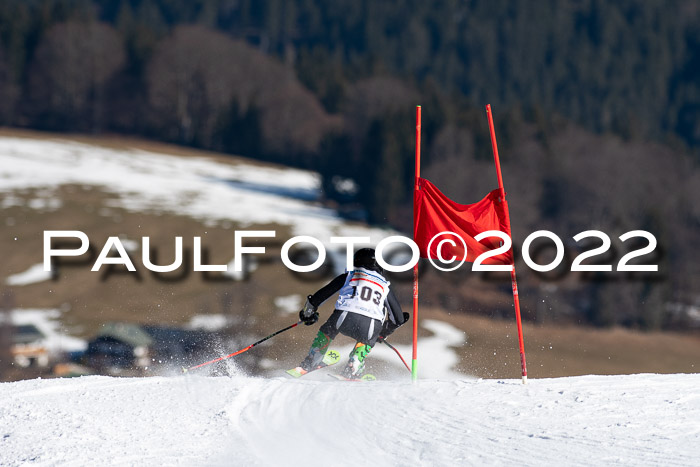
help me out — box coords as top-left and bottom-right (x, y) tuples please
(353, 248), (381, 272)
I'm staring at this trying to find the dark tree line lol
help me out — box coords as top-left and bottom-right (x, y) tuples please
(0, 0), (698, 330)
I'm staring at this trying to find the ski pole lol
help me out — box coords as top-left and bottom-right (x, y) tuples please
(183, 321), (301, 373)
(381, 339), (411, 373)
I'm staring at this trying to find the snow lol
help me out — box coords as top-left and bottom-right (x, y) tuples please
(0, 137), (390, 240)
(322, 319), (468, 380)
(274, 294), (303, 315)
(0, 373), (698, 466)
(0, 136), (396, 285)
(186, 314), (230, 332)
(5, 263), (52, 286)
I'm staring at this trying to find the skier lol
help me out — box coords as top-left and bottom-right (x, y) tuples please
(294, 248), (408, 379)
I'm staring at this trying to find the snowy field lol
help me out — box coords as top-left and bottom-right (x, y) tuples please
(0, 136), (388, 239)
(1, 136), (394, 286)
(1, 373), (698, 466)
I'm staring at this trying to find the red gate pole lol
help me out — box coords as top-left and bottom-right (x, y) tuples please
(412, 105), (421, 382)
(485, 104), (528, 384)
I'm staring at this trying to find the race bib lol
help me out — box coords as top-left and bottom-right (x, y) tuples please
(335, 268), (390, 320)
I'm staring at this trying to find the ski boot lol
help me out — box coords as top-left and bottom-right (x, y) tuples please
(300, 330), (332, 371)
(341, 342), (372, 379)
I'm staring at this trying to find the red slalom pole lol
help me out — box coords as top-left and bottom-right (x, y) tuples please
(183, 321), (301, 373)
(486, 104), (528, 384)
(412, 105), (421, 382)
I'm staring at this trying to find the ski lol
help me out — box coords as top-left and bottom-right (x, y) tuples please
(285, 349), (341, 378)
(328, 373), (377, 382)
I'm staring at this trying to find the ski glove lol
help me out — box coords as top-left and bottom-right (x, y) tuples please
(299, 295), (319, 326)
(379, 312), (410, 340)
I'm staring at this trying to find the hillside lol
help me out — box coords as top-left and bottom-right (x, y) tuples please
(0, 130), (390, 330)
(1, 373), (699, 466)
(1, 1), (699, 333)
(1, 130), (699, 382)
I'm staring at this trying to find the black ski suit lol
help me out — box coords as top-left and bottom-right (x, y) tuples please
(308, 271), (406, 346)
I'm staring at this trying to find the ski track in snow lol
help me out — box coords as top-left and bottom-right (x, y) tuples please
(1, 373), (698, 466)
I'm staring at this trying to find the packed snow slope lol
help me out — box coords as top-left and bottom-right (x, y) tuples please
(1, 373), (699, 466)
